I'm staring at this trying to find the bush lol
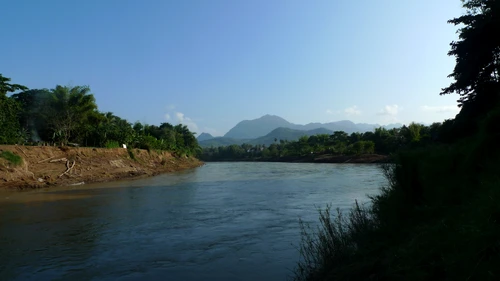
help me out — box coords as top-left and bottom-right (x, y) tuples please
(0, 150), (23, 166)
(105, 140), (120, 148)
(136, 135), (163, 152)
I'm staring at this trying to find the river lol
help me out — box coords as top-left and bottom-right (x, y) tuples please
(0, 162), (387, 281)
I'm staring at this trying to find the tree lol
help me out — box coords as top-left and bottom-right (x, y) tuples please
(0, 74), (28, 96)
(330, 131), (349, 145)
(12, 89), (52, 142)
(46, 85), (98, 145)
(349, 132), (362, 144)
(372, 127), (391, 154)
(441, 0), (500, 108)
(0, 74), (28, 144)
(363, 140), (375, 154)
(0, 95), (22, 144)
(351, 141), (364, 155)
(96, 112), (135, 146)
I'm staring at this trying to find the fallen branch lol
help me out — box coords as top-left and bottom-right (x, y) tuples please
(59, 160), (76, 178)
(38, 156), (56, 163)
(50, 158), (67, 163)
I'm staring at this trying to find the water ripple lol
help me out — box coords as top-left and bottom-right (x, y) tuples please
(0, 162), (386, 281)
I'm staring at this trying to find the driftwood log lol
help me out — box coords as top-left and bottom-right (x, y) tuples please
(50, 158), (67, 163)
(59, 160), (76, 178)
(38, 156), (56, 163)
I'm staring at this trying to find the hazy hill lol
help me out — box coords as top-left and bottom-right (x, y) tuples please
(248, 127), (333, 146)
(197, 114), (404, 147)
(222, 114), (402, 139)
(301, 120), (362, 133)
(223, 114), (293, 139)
(199, 127), (334, 147)
(384, 123), (404, 130)
(197, 133), (214, 142)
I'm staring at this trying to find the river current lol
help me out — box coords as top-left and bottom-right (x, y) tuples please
(0, 162), (387, 281)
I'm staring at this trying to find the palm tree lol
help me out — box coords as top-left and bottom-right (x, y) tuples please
(47, 85), (97, 145)
(0, 74), (27, 96)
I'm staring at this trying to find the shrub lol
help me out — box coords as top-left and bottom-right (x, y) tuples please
(105, 140), (120, 148)
(0, 150), (23, 166)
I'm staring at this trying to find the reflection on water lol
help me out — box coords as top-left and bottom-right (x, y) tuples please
(0, 162), (387, 281)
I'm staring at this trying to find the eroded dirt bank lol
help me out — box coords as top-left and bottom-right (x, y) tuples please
(0, 145), (203, 190)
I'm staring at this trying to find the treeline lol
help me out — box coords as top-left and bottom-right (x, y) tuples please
(200, 122), (451, 161)
(0, 76), (199, 155)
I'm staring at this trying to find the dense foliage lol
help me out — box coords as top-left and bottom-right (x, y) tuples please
(294, 1), (500, 280)
(0, 75), (199, 155)
(200, 122), (445, 161)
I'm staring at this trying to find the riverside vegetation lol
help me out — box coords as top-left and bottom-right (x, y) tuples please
(199, 123), (444, 162)
(0, 76), (202, 188)
(0, 77), (200, 155)
(293, 1), (500, 280)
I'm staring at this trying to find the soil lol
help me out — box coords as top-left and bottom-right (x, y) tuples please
(0, 145), (203, 190)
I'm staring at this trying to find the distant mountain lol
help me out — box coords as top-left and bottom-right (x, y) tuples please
(384, 123), (404, 130)
(248, 127), (333, 146)
(223, 114), (400, 139)
(199, 115), (405, 147)
(300, 120), (363, 133)
(223, 114), (293, 139)
(355, 123), (379, 132)
(199, 127), (335, 147)
(197, 133), (214, 141)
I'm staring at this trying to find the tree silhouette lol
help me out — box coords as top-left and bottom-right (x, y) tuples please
(441, 0), (500, 108)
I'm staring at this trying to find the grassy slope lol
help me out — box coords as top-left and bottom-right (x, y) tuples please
(294, 109), (500, 280)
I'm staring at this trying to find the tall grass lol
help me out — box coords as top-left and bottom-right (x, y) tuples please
(294, 202), (377, 281)
(293, 109), (500, 280)
(0, 151), (23, 166)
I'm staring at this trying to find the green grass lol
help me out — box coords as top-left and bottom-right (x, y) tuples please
(0, 150), (23, 166)
(105, 141), (120, 148)
(293, 110), (500, 281)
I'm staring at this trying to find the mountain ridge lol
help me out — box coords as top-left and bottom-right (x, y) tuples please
(218, 114), (402, 139)
(197, 132), (214, 142)
(197, 114), (404, 147)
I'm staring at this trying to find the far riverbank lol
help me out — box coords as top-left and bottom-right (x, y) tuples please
(202, 153), (390, 164)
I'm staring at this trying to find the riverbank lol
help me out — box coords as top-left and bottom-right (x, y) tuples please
(0, 145), (203, 190)
(203, 153), (390, 164)
(307, 153), (389, 163)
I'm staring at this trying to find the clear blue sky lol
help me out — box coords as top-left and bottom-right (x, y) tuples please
(3, 0), (463, 136)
